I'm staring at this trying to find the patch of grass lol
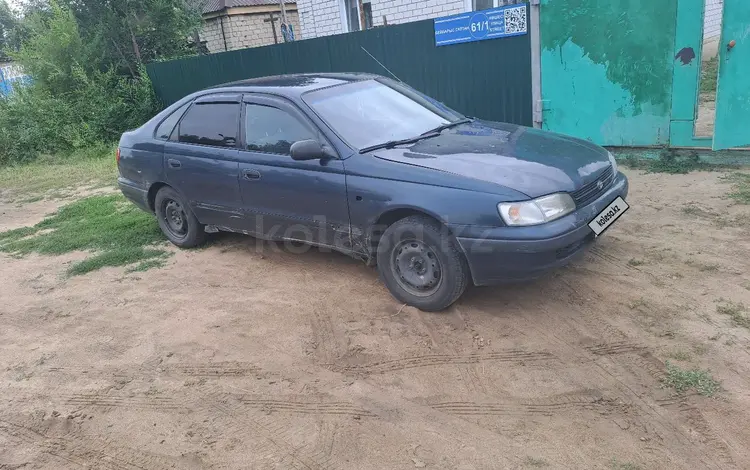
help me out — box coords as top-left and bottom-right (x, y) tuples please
(16, 195), (45, 204)
(721, 172), (750, 204)
(627, 258), (645, 267)
(648, 150), (713, 174)
(668, 350), (692, 362)
(616, 150), (730, 174)
(0, 194), (170, 276)
(524, 457), (548, 467)
(700, 56), (719, 97)
(0, 145), (117, 199)
(693, 343), (708, 356)
(716, 302), (749, 329)
(628, 298), (649, 311)
(685, 260), (719, 272)
(662, 361), (720, 397)
(609, 459), (641, 470)
(681, 204), (715, 219)
(126, 257), (169, 273)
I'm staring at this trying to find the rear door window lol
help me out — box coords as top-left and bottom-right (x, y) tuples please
(244, 104), (316, 155)
(178, 102), (240, 148)
(155, 102), (191, 140)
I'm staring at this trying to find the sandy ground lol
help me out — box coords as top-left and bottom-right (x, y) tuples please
(1, 168), (750, 469)
(695, 94), (716, 138)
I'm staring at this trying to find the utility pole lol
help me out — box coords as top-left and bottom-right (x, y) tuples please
(278, 0), (289, 31)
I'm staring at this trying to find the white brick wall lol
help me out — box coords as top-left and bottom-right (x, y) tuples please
(297, 0), (345, 39)
(371, 0), (466, 27)
(297, 0), (477, 39)
(200, 10), (302, 53)
(704, 0), (723, 43)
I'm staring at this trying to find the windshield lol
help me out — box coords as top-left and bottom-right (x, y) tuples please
(303, 79), (463, 150)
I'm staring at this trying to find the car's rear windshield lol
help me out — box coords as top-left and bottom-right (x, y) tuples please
(302, 79), (462, 150)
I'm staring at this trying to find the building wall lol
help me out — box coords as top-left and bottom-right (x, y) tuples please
(297, 0), (345, 39)
(704, 0), (723, 42)
(369, 0), (465, 27)
(297, 0), (473, 38)
(701, 0), (722, 59)
(296, 0), (526, 39)
(201, 9), (301, 54)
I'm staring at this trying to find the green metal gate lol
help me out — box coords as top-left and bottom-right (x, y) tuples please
(146, 16), (533, 126)
(712, 0), (750, 150)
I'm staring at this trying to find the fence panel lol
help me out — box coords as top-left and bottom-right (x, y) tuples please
(147, 12), (532, 126)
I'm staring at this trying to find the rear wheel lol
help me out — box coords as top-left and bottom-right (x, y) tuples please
(376, 215), (469, 312)
(154, 186), (206, 248)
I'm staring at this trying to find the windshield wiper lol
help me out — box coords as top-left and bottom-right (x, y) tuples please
(420, 117), (473, 136)
(359, 131), (441, 154)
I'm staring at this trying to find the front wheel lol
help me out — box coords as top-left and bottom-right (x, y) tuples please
(154, 186), (207, 248)
(376, 215), (469, 312)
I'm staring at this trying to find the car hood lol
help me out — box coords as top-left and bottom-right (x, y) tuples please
(371, 120), (612, 198)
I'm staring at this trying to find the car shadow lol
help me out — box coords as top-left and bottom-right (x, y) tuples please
(202, 231), (364, 266)
(200, 232), (590, 312)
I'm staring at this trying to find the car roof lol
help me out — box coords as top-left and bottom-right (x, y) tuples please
(207, 72), (382, 97)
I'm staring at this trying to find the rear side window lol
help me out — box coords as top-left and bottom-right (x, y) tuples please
(155, 102), (191, 140)
(178, 102), (240, 148)
(244, 104), (315, 155)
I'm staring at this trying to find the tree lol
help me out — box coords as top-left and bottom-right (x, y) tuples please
(0, 0), (19, 61)
(58, 0), (202, 77)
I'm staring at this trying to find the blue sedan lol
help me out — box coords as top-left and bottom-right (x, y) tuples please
(117, 73), (629, 311)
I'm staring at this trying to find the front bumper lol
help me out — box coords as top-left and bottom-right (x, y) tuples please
(452, 172), (629, 286)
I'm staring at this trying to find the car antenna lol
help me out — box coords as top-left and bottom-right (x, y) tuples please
(360, 46), (402, 82)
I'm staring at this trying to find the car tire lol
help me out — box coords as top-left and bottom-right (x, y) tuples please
(154, 186), (207, 248)
(376, 215), (469, 312)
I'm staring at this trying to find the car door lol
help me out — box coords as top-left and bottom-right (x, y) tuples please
(237, 95), (351, 251)
(164, 94), (244, 228)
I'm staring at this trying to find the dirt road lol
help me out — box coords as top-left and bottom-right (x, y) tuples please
(1, 168), (750, 469)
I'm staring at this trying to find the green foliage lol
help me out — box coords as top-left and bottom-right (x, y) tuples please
(58, 0), (202, 77)
(722, 172), (750, 204)
(662, 361), (720, 397)
(716, 301), (749, 329)
(0, 2), (159, 164)
(0, 0), (202, 165)
(0, 1), (18, 60)
(0, 194), (171, 275)
(618, 150), (731, 174)
(649, 150), (712, 174)
(700, 56), (719, 97)
(609, 460), (641, 470)
(0, 147), (116, 197)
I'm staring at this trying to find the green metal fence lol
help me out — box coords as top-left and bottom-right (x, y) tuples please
(146, 16), (532, 125)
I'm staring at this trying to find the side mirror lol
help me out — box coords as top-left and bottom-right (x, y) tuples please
(290, 139), (330, 161)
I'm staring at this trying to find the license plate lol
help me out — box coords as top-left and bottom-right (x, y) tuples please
(588, 196), (629, 236)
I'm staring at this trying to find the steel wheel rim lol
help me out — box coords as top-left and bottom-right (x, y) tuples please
(163, 199), (188, 239)
(391, 239), (443, 297)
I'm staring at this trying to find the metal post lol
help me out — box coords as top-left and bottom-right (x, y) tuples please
(279, 0), (289, 33)
(530, 0), (543, 129)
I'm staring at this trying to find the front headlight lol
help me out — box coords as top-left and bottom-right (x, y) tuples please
(608, 151), (618, 174)
(498, 193), (576, 226)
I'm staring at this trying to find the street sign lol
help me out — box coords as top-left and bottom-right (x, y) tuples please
(434, 4), (528, 47)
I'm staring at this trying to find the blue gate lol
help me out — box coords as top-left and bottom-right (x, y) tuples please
(0, 64), (31, 97)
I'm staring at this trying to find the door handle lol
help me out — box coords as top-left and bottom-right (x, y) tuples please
(242, 169), (261, 180)
(167, 159), (181, 169)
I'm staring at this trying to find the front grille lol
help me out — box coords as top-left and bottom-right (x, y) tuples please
(571, 166), (615, 208)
